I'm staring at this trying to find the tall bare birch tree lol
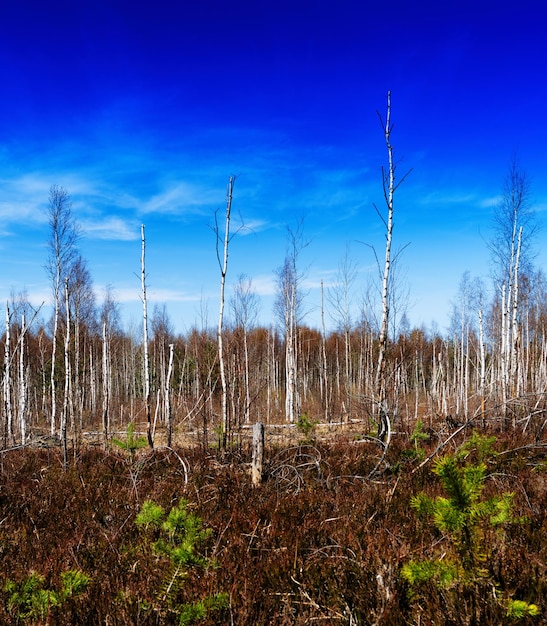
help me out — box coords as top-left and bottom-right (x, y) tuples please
(375, 91), (410, 414)
(215, 176), (235, 448)
(141, 224), (153, 448)
(4, 303), (12, 446)
(275, 222), (308, 423)
(165, 342), (174, 447)
(19, 313), (27, 446)
(45, 185), (80, 436)
(374, 91), (410, 437)
(61, 278), (70, 468)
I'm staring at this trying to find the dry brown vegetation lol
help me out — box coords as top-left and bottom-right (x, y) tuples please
(0, 423), (545, 625)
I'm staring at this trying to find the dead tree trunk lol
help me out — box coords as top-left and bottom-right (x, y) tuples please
(4, 303), (12, 446)
(216, 176), (235, 449)
(372, 91), (411, 441)
(19, 313), (27, 446)
(252, 421), (264, 486)
(375, 92), (394, 408)
(102, 320), (110, 445)
(141, 224), (153, 448)
(166, 342), (174, 447)
(61, 278), (70, 469)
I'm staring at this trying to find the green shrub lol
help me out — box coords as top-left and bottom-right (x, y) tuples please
(4, 569), (90, 622)
(135, 499), (228, 624)
(296, 413), (318, 442)
(112, 422), (148, 461)
(402, 434), (539, 622)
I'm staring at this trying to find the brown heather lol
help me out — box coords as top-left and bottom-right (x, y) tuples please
(0, 427), (545, 625)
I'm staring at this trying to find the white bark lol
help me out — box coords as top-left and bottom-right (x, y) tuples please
(320, 280), (329, 422)
(251, 421), (264, 486)
(166, 342), (174, 446)
(511, 226), (523, 401)
(61, 278), (70, 467)
(141, 224), (152, 447)
(46, 186), (80, 437)
(375, 92), (395, 402)
(19, 313), (27, 446)
(217, 176), (235, 447)
(4, 303), (12, 445)
(102, 320), (110, 443)
(478, 307), (486, 422)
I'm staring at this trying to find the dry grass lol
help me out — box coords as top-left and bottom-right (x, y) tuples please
(0, 427), (545, 624)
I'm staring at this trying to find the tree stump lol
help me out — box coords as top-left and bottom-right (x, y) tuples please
(252, 422), (264, 486)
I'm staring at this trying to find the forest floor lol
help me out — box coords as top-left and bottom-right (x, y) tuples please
(0, 421), (545, 624)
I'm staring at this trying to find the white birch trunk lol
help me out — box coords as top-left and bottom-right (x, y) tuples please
(243, 326), (251, 423)
(285, 293), (297, 423)
(102, 320), (110, 444)
(19, 314), (27, 446)
(511, 226), (523, 404)
(320, 281), (329, 422)
(61, 278), (70, 467)
(375, 90), (400, 441)
(166, 342), (174, 446)
(251, 421), (264, 486)
(141, 224), (153, 447)
(478, 307), (486, 423)
(51, 277), (60, 436)
(4, 303), (12, 445)
(500, 283), (508, 424)
(217, 176), (235, 447)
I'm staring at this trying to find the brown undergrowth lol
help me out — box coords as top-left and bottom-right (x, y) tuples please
(0, 430), (545, 624)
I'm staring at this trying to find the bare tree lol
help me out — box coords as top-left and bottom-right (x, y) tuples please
(230, 273), (260, 424)
(449, 271), (482, 419)
(151, 304), (174, 438)
(4, 303), (13, 446)
(328, 246), (358, 416)
(19, 313), (27, 446)
(215, 176), (236, 448)
(373, 91), (411, 438)
(141, 224), (153, 447)
(99, 285), (121, 444)
(489, 158), (536, 425)
(68, 254), (95, 430)
(275, 222), (308, 423)
(61, 278), (71, 468)
(45, 185), (80, 436)
(165, 342), (174, 447)
(490, 157), (536, 288)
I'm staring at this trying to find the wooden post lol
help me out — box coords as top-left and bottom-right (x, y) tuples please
(252, 422), (264, 486)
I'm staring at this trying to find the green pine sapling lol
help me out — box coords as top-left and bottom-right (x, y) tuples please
(112, 422), (148, 461)
(402, 433), (539, 622)
(4, 569), (90, 622)
(135, 499), (228, 625)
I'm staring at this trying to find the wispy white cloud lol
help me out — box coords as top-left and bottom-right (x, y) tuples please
(139, 182), (220, 215)
(232, 218), (271, 235)
(103, 285), (203, 305)
(248, 274), (277, 297)
(81, 216), (140, 241)
(479, 195), (501, 208)
(419, 190), (481, 206)
(0, 174), (51, 224)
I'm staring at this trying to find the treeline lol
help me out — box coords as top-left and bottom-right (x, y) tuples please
(2, 274), (547, 449)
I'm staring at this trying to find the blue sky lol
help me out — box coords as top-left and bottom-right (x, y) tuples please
(1, 0), (546, 334)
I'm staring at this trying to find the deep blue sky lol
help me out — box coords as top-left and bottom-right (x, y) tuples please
(1, 0), (546, 334)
